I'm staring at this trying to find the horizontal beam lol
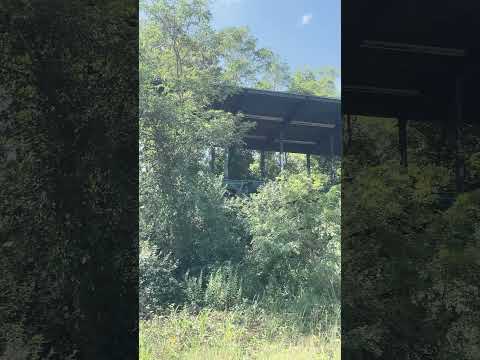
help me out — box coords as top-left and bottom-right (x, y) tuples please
(243, 114), (283, 122)
(290, 121), (336, 128)
(343, 85), (421, 97)
(243, 113), (337, 128)
(241, 87), (340, 103)
(244, 135), (317, 146)
(243, 139), (341, 156)
(361, 40), (466, 57)
(245, 135), (267, 140)
(275, 139), (317, 145)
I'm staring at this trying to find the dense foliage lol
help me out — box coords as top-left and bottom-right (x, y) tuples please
(139, 0), (341, 329)
(238, 173), (340, 315)
(1, 1), (138, 358)
(343, 117), (480, 358)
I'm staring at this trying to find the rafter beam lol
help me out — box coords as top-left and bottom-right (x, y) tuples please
(245, 136), (317, 146)
(243, 113), (336, 128)
(361, 40), (466, 57)
(290, 121), (336, 128)
(243, 114), (283, 122)
(343, 85), (421, 97)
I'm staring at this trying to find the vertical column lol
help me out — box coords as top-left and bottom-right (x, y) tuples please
(455, 74), (465, 193)
(437, 118), (448, 164)
(329, 133), (335, 181)
(398, 117), (408, 167)
(346, 114), (352, 153)
(209, 147), (215, 172)
(260, 150), (266, 178)
(279, 131), (285, 171)
(224, 147), (230, 179)
(306, 153), (311, 176)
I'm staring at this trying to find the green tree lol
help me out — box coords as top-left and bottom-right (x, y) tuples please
(255, 50), (291, 91)
(217, 26), (277, 87)
(140, 0), (251, 273)
(289, 66), (339, 97)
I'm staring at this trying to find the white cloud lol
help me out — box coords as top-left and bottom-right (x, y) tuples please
(301, 13), (313, 25)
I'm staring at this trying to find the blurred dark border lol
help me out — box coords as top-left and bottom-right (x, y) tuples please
(1, 1), (138, 359)
(342, 1), (480, 359)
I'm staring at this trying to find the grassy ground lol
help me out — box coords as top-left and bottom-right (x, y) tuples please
(139, 307), (340, 360)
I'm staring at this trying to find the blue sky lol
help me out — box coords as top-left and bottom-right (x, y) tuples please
(211, 0), (340, 73)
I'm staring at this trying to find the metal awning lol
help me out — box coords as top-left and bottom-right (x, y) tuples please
(217, 88), (341, 156)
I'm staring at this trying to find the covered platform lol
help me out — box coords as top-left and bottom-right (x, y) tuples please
(213, 88), (341, 194)
(342, 1), (480, 192)
(220, 88), (341, 157)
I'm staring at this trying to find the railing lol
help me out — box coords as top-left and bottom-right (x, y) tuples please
(223, 179), (265, 195)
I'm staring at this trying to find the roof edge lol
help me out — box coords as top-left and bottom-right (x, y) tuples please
(240, 87), (341, 104)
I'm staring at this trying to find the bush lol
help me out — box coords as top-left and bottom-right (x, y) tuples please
(183, 264), (244, 311)
(139, 242), (183, 319)
(0, 324), (43, 360)
(184, 269), (205, 307)
(204, 264), (243, 310)
(237, 172), (341, 313)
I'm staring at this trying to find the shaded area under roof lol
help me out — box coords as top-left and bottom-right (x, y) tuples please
(342, 1), (480, 125)
(216, 88), (341, 156)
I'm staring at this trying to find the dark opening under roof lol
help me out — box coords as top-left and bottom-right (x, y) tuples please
(342, 1), (480, 125)
(217, 88), (341, 156)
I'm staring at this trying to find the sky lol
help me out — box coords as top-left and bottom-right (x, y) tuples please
(211, 0), (341, 73)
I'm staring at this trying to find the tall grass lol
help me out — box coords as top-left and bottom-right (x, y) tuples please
(139, 306), (340, 360)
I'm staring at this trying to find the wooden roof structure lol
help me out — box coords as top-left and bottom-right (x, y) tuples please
(342, 1), (480, 192)
(218, 88), (341, 156)
(342, 1), (480, 126)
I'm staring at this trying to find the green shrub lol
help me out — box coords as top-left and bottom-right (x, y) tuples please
(238, 172), (340, 314)
(139, 242), (183, 319)
(204, 264), (243, 310)
(184, 269), (205, 307)
(0, 324), (43, 360)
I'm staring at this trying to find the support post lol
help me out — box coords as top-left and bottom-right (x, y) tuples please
(260, 150), (266, 178)
(398, 117), (408, 167)
(329, 133), (335, 181)
(455, 75), (465, 193)
(279, 131), (285, 171)
(209, 147), (215, 172)
(224, 147), (230, 179)
(347, 114), (352, 152)
(437, 118), (448, 165)
(306, 153), (311, 176)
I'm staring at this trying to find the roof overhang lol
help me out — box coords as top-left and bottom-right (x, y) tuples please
(343, 1), (480, 124)
(216, 88), (341, 155)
